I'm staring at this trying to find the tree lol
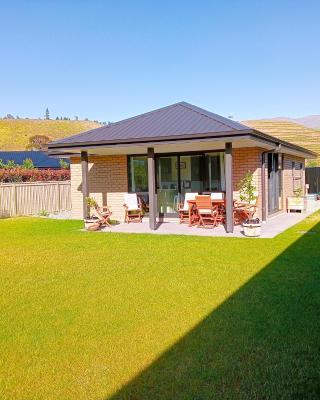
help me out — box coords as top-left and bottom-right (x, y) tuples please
(45, 108), (50, 120)
(22, 158), (34, 169)
(26, 135), (50, 150)
(74, 115), (79, 121)
(238, 171), (257, 204)
(56, 116), (59, 120)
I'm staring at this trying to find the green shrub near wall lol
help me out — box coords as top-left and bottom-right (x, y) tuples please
(0, 168), (70, 182)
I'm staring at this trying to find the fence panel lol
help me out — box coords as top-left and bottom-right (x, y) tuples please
(0, 181), (71, 217)
(306, 167), (320, 194)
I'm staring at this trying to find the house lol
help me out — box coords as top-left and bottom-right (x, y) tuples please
(0, 151), (69, 169)
(48, 102), (315, 232)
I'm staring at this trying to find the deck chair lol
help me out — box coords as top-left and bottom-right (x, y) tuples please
(123, 193), (142, 223)
(195, 195), (218, 228)
(234, 196), (258, 223)
(210, 192), (224, 200)
(178, 192), (198, 224)
(92, 204), (112, 227)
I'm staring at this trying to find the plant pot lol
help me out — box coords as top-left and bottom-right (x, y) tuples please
(287, 196), (305, 212)
(242, 222), (262, 237)
(84, 218), (101, 231)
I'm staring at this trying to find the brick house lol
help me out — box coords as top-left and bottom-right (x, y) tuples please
(48, 102), (314, 232)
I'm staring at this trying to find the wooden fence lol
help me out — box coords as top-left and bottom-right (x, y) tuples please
(306, 167), (320, 194)
(0, 181), (71, 217)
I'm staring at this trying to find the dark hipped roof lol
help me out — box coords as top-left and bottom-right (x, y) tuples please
(0, 151), (68, 168)
(50, 102), (252, 146)
(48, 101), (315, 157)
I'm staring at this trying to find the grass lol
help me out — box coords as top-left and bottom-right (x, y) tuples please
(0, 215), (319, 399)
(0, 119), (101, 150)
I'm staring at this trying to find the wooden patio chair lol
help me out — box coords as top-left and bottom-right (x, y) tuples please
(234, 197), (258, 224)
(178, 192), (198, 224)
(210, 192), (224, 200)
(123, 193), (143, 223)
(92, 204), (112, 227)
(195, 195), (219, 228)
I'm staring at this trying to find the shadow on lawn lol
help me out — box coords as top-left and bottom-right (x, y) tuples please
(108, 222), (320, 400)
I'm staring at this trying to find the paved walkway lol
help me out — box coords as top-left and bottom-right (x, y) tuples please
(101, 206), (319, 238)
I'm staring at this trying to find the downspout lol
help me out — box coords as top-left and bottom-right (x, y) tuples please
(261, 151), (267, 222)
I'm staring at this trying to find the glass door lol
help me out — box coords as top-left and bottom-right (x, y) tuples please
(155, 152), (226, 217)
(180, 155), (203, 198)
(156, 156), (179, 216)
(268, 153), (281, 213)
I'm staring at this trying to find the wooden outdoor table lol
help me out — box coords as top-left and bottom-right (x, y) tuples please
(187, 199), (225, 226)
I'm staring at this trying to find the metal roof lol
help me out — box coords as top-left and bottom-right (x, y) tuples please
(0, 151), (68, 168)
(48, 102), (315, 157)
(50, 102), (252, 146)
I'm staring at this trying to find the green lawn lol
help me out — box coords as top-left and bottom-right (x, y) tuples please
(0, 215), (319, 399)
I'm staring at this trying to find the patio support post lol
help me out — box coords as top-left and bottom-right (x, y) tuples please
(147, 147), (157, 230)
(81, 151), (89, 219)
(225, 142), (234, 233)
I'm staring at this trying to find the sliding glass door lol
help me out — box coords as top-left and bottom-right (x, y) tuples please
(128, 152), (226, 217)
(156, 156), (179, 215)
(180, 155), (203, 198)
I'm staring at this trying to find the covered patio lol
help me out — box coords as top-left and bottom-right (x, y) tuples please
(48, 102), (315, 233)
(99, 207), (320, 238)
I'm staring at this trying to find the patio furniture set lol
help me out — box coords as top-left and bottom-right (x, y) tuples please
(177, 192), (257, 229)
(85, 192), (257, 231)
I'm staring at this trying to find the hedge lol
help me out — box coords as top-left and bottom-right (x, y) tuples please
(0, 168), (70, 183)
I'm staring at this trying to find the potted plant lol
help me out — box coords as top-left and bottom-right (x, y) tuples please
(238, 172), (261, 237)
(287, 187), (305, 213)
(84, 197), (101, 231)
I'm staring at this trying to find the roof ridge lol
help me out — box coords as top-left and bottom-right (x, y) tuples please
(179, 102), (249, 131)
(50, 102), (185, 144)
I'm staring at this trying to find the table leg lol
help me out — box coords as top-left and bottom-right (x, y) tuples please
(188, 203), (192, 226)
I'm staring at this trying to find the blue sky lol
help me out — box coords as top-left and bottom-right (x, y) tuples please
(1, 0), (319, 122)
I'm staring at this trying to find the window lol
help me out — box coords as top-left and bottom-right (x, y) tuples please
(204, 152), (225, 192)
(128, 156), (148, 193)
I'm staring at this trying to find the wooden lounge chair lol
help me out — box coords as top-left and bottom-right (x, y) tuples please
(123, 193), (143, 223)
(178, 192), (198, 224)
(195, 195), (218, 228)
(92, 204), (112, 227)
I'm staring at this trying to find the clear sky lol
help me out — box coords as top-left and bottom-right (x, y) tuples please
(1, 0), (319, 122)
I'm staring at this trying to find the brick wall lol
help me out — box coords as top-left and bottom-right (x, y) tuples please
(233, 147), (263, 218)
(70, 150), (306, 221)
(70, 155), (128, 220)
(282, 154), (305, 210)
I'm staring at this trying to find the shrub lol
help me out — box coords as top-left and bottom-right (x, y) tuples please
(0, 168), (70, 183)
(22, 158), (34, 169)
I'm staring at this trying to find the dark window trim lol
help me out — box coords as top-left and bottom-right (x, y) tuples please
(127, 150), (226, 193)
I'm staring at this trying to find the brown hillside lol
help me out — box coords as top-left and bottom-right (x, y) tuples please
(242, 119), (320, 166)
(0, 119), (101, 151)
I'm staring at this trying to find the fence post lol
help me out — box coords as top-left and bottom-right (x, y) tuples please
(13, 184), (18, 216)
(57, 183), (61, 211)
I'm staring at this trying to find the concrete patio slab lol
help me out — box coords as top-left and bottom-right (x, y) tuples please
(100, 206), (320, 238)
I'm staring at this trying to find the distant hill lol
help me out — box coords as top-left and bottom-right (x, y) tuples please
(0, 119), (101, 151)
(270, 115), (320, 129)
(242, 119), (320, 166)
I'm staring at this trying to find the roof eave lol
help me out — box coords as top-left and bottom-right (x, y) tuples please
(48, 129), (255, 150)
